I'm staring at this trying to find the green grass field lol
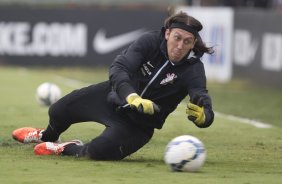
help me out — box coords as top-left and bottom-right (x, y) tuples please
(0, 66), (281, 184)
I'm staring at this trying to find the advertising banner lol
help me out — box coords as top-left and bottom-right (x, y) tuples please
(175, 7), (234, 83)
(0, 7), (166, 66)
(233, 10), (282, 87)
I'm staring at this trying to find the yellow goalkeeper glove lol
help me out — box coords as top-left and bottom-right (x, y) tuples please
(126, 93), (159, 115)
(186, 95), (206, 126)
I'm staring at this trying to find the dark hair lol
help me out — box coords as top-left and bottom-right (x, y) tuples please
(164, 11), (214, 55)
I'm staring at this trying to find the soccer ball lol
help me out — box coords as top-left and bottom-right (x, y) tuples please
(36, 82), (61, 106)
(164, 135), (206, 172)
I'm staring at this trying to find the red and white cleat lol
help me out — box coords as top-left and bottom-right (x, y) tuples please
(34, 140), (83, 155)
(12, 127), (44, 143)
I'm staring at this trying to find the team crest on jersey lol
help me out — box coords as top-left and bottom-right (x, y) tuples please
(140, 61), (154, 76)
(160, 73), (177, 85)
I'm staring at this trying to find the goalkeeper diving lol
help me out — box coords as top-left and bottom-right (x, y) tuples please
(12, 11), (214, 160)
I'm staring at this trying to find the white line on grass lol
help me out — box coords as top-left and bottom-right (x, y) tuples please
(54, 75), (273, 129)
(214, 111), (272, 129)
(54, 75), (91, 88)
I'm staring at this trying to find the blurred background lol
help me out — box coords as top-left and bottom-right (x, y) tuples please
(0, 0), (282, 87)
(1, 3), (282, 182)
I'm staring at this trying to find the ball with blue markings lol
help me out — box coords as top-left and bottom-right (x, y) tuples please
(164, 135), (206, 172)
(36, 82), (61, 106)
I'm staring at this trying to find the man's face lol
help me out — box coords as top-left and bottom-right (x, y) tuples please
(165, 28), (196, 63)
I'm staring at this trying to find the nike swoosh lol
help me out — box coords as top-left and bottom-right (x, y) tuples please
(93, 28), (145, 54)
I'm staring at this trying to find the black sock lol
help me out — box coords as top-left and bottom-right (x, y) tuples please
(62, 144), (84, 156)
(41, 124), (60, 142)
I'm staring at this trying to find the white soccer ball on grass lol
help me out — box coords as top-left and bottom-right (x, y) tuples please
(164, 135), (206, 172)
(36, 82), (61, 106)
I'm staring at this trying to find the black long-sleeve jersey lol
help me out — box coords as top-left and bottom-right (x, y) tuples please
(108, 28), (214, 129)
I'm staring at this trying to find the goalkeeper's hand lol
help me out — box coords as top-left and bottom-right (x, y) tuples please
(186, 95), (206, 126)
(126, 93), (159, 115)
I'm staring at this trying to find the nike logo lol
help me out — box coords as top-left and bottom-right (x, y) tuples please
(93, 28), (145, 54)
